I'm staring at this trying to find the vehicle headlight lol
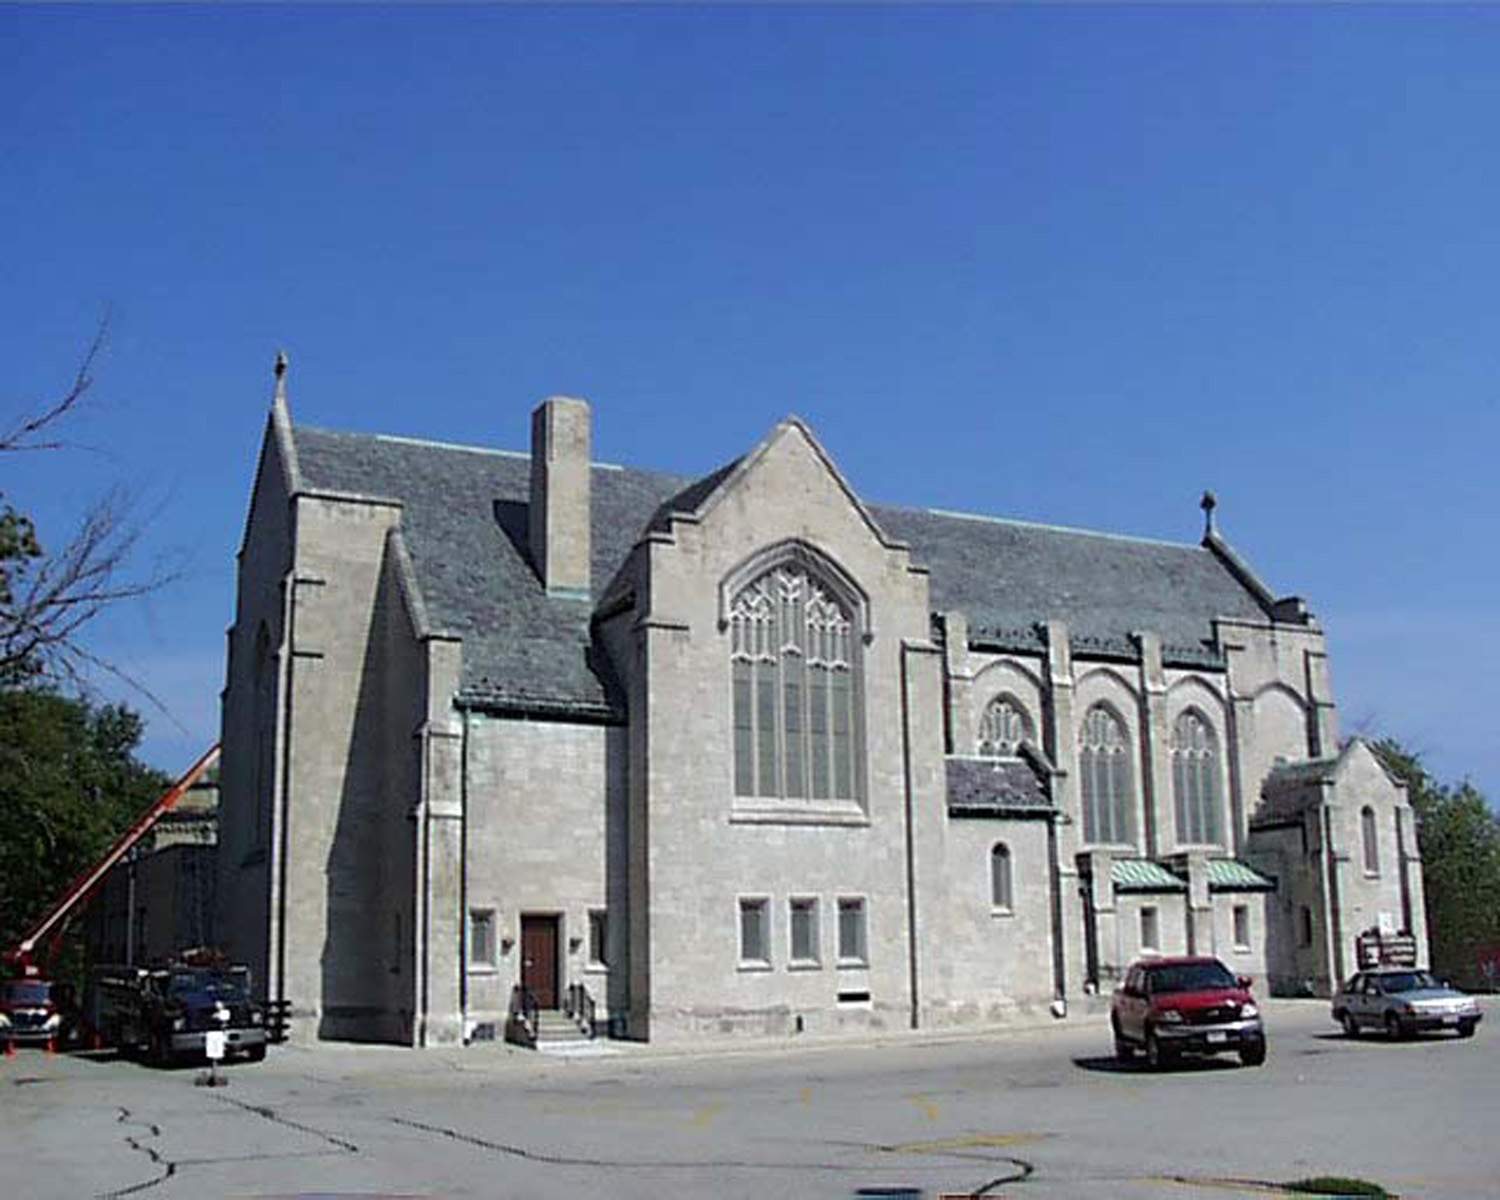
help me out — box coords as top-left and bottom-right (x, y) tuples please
(0, 1013), (10, 1028)
(43, 1014), (61, 1031)
(172, 1016), (186, 1032)
(250, 1011), (263, 1025)
(1240, 1003), (1259, 1019)
(1157, 1009), (1185, 1024)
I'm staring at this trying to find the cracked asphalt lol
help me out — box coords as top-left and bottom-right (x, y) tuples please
(4, 998), (1494, 1199)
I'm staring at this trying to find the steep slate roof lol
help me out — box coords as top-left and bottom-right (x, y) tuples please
(946, 756), (1052, 816)
(287, 423), (1275, 716)
(870, 506), (1267, 661)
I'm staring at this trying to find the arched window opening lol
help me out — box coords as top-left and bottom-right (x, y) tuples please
(990, 843), (1013, 911)
(730, 562), (860, 802)
(1079, 704), (1132, 845)
(1171, 710), (1222, 846)
(978, 695), (1033, 757)
(1361, 806), (1380, 875)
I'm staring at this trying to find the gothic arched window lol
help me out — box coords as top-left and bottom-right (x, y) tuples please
(730, 563), (860, 801)
(990, 843), (1014, 911)
(978, 695), (1032, 757)
(1079, 704), (1133, 845)
(1361, 805), (1380, 875)
(1171, 709), (1222, 846)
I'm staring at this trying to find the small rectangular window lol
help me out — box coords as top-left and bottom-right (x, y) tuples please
(468, 908), (496, 970)
(789, 898), (819, 966)
(1140, 906), (1160, 953)
(588, 909), (608, 968)
(837, 897), (868, 966)
(1233, 904), (1251, 951)
(739, 898), (770, 967)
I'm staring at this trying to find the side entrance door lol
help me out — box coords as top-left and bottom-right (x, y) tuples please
(521, 915), (559, 1009)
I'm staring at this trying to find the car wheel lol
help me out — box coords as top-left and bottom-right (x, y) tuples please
(1457, 1019), (1476, 1039)
(245, 1043), (267, 1063)
(1340, 1012), (1360, 1039)
(152, 1031), (175, 1069)
(1239, 1038), (1267, 1067)
(1384, 1012), (1406, 1041)
(1145, 1030), (1173, 1071)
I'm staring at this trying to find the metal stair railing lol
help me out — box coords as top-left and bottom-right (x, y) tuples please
(509, 984), (539, 1046)
(564, 982), (597, 1039)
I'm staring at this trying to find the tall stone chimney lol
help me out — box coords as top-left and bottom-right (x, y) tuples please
(528, 396), (592, 598)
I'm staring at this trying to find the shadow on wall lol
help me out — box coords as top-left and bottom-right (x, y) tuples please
(319, 547), (417, 1044)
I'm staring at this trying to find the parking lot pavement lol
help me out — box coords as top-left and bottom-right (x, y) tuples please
(3, 997), (1495, 1199)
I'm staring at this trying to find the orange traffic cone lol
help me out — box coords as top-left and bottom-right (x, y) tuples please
(45, 1038), (56, 1056)
(3, 1041), (14, 1059)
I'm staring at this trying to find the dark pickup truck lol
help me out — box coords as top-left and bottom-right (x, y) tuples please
(88, 963), (267, 1065)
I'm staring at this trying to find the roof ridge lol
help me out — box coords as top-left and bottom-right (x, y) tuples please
(295, 424), (641, 471)
(880, 503), (1202, 552)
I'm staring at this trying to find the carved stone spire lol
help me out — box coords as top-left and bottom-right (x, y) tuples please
(273, 350), (289, 404)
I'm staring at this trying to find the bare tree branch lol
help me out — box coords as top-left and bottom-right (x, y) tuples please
(0, 314), (108, 454)
(1, 318), (183, 699)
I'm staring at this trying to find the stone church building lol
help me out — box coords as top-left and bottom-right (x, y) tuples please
(218, 371), (1428, 1046)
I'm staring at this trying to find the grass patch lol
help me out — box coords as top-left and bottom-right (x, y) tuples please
(1285, 1178), (1391, 1197)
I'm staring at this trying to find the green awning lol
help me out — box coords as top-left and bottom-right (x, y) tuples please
(1205, 858), (1276, 892)
(1111, 859), (1187, 893)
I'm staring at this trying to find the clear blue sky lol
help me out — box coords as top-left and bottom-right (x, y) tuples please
(4, 5), (1497, 802)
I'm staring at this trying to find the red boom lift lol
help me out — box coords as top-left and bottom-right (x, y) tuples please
(3, 744), (221, 981)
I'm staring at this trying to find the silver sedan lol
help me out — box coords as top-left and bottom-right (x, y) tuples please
(1333, 969), (1482, 1039)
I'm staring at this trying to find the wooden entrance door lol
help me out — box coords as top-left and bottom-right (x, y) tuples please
(520, 915), (559, 1009)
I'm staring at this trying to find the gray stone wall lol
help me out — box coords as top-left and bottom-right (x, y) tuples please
(217, 409), (293, 998)
(461, 716), (625, 1034)
(614, 422), (938, 1041)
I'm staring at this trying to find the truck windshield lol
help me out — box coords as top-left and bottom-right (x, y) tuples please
(1147, 963), (1236, 994)
(2, 982), (51, 1005)
(167, 972), (248, 1001)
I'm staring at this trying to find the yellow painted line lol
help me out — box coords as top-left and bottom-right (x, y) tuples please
(886, 1132), (1045, 1155)
(689, 1101), (724, 1128)
(906, 1092), (941, 1122)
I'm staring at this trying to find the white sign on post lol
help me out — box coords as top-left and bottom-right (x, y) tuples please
(205, 1030), (227, 1061)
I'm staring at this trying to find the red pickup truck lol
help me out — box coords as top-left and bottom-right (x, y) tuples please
(0, 977), (76, 1051)
(1111, 955), (1266, 1069)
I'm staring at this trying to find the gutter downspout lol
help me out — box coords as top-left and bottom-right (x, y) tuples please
(1048, 816), (1067, 1012)
(899, 642), (920, 1031)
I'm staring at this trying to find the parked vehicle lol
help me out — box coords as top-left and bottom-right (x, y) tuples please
(0, 977), (77, 1050)
(1332, 969), (1482, 1040)
(1111, 956), (1266, 1069)
(86, 962), (267, 1066)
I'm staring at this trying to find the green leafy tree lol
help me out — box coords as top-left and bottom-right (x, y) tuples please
(0, 689), (171, 972)
(1373, 738), (1500, 988)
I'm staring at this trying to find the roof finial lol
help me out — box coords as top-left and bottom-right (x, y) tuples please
(1200, 489), (1218, 539)
(273, 350), (289, 403)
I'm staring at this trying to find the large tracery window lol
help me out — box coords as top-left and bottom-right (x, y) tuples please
(978, 695), (1033, 757)
(1079, 704), (1133, 845)
(731, 564), (860, 801)
(1171, 710), (1223, 846)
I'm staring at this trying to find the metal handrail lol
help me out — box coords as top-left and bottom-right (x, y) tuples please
(510, 984), (539, 1041)
(565, 982), (597, 1039)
